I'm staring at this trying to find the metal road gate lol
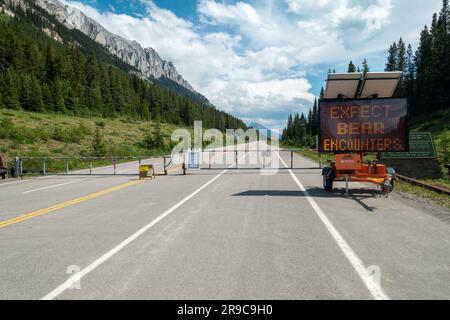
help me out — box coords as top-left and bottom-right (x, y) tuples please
(186, 149), (323, 170)
(13, 156), (176, 177)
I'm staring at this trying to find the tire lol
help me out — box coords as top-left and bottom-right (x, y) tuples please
(323, 176), (333, 192)
(382, 179), (395, 193)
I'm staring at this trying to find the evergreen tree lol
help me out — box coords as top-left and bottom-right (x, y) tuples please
(19, 74), (33, 111)
(415, 26), (433, 115)
(3, 67), (20, 109)
(386, 42), (398, 71)
(91, 126), (106, 157)
(348, 61), (356, 72)
(397, 38), (406, 73)
(311, 98), (319, 136)
(53, 80), (66, 113)
(362, 58), (370, 74)
(404, 44), (416, 114)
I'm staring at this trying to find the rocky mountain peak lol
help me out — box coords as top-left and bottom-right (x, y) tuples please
(32, 0), (195, 93)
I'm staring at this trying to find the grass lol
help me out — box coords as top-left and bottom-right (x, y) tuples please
(395, 180), (450, 210)
(0, 108), (184, 174)
(410, 109), (450, 183)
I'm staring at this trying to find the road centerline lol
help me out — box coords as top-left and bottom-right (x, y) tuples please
(276, 152), (390, 300)
(0, 180), (143, 229)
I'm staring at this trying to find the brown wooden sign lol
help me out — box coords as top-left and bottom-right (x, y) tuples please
(319, 98), (408, 153)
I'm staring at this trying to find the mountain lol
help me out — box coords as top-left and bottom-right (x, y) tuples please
(5, 0), (209, 103)
(248, 122), (280, 140)
(0, 0), (246, 130)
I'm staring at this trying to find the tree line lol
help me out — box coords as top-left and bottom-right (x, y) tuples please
(281, 96), (320, 147)
(282, 0), (449, 147)
(386, 0), (449, 117)
(0, 5), (246, 131)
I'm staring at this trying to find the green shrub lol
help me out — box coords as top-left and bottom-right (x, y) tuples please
(0, 118), (36, 143)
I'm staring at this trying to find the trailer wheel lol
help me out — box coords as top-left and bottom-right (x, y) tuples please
(381, 180), (395, 195)
(323, 176), (333, 192)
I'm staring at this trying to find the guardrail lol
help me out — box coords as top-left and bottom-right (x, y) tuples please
(396, 174), (450, 196)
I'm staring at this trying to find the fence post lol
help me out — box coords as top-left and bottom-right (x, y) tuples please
(42, 158), (46, 175)
(235, 150), (238, 169)
(14, 157), (19, 178)
(113, 157), (116, 175)
(319, 153), (323, 169)
(345, 175), (349, 198)
(65, 160), (69, 175)
(291, 151), (293, 169)
(89, 160), (93, 175)
(20, 158), (23, 178)
(164, 157), (168, 176)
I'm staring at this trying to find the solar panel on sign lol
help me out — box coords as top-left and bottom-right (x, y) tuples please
(360, 72), (402, 98)
(324, 71), (402, 100)
(324, 73), (362, 99)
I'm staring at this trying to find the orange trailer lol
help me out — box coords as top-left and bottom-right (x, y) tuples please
(322, 153), (396, 197)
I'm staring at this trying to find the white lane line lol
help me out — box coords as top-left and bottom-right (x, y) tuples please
(23, 179), (89, 194)
(276, 152), (390, 300)
(0, 179), (32, 187)
(41, 152), (249, 300)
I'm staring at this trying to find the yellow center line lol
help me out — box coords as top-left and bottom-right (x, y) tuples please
(0, 180), (144, 229)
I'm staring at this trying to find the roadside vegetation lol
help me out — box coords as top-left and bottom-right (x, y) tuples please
(0, 108), (181, 174)
(395, 181), (450, 210)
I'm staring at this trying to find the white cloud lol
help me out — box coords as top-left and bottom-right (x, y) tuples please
(198, 0), (261, 26)
(61, 0), (442, 131)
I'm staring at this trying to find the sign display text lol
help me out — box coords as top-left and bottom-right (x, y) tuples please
(319, 98), (408, 153)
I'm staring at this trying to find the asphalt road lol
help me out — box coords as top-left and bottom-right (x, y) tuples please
(0, 143), (449, 300)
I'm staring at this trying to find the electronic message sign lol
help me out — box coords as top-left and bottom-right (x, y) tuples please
(319, 98), (408, 153)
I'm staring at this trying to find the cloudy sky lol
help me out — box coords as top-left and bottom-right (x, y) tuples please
(62, 0), (442, 131)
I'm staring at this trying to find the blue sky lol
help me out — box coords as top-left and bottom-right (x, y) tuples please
(63, 0), (442, 131)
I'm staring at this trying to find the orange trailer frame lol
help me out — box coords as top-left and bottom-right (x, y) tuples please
(322, 153), (396, 197)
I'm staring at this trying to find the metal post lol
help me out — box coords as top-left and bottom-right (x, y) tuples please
(319, 153), (323, 169)
(89, 160), (93, 175)
(42, 159), (46, 175)
(164, 157), (168, 176)
(345, 175), (349, 198)
(235, 150), (238, 169)
(209, 152), (212, 169)
(65, 160), (69, 175)
(19, 158), (23, 178)
(14, 157), (19, 179)
(290, 151), (293, 169)
(113, 157), (116, 175)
